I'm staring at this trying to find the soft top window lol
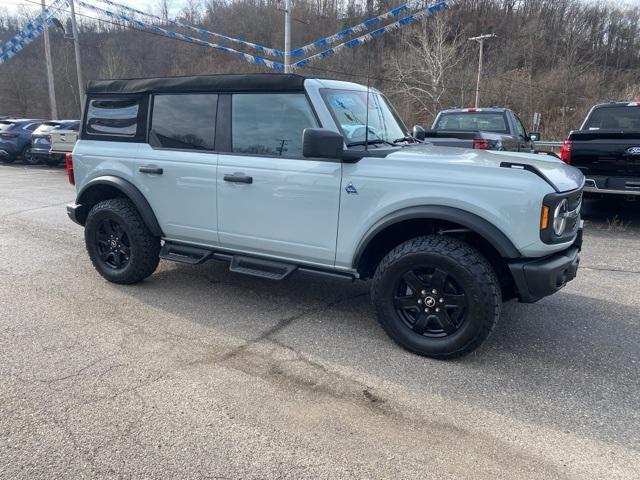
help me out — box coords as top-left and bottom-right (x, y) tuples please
(87, 98), (139, 137)
(83, 95), (147, 142)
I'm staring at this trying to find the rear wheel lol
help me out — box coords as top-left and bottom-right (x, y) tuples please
(1, 156), (15, 164)
(21, 145), (38, 165)
(85, 198), (160, 284)
(371, 235), (500, 359)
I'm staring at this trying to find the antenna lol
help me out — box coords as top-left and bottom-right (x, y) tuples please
(364, 43), (371, 152)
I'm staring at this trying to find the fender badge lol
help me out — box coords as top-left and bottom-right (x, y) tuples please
(345, 182), (358, 195)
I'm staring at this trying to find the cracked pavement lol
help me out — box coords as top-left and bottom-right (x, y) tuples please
(0, 164), (639, 479)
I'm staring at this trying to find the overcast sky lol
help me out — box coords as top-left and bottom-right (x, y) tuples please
(1, 0), (635, 19)
(2, 0), (191, 17)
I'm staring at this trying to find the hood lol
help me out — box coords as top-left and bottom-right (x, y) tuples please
(387, 144), (584, 192)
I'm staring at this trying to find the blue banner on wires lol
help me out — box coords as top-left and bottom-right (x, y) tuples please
(0, 0), (64, 58)
(77, 1), (285, 70)
(291, 0), (444, 57)
(90, 0), (284, 57)
(0, 0), (66, 65)
(292, 2), (448, 69)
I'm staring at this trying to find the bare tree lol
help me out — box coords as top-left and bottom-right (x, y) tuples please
(389, 13), (468, 122)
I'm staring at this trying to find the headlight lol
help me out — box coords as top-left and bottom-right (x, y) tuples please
(553, 199), (568, 236)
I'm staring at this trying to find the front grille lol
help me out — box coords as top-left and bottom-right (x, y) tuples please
(567, 188), (583, 211)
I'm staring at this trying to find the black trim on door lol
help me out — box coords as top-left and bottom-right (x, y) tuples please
(215, 94), (232, 153)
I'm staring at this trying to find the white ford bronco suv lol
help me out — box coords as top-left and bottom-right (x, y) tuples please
(67, 74), (584, 358)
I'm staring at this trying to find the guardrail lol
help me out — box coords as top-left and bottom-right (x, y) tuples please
(534, 141), (562, 154)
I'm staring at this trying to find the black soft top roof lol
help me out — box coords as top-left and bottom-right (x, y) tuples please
(86, 73), (308, 95)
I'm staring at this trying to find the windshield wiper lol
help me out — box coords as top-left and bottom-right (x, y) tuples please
(347, 138), (395, 147)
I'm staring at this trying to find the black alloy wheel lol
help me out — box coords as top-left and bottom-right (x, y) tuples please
(393, 266), (467, 338)
(84, 198), (160, 284)
(95, 218), (131, 270)
(371, 235), (500, 359)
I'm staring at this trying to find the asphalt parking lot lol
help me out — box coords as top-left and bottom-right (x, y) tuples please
(1, 163), (639, 479)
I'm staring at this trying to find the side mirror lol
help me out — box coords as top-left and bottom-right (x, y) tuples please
(303, 128), (343, 159)
(529, 132), (541, 142)
(412, 125), (426, 141)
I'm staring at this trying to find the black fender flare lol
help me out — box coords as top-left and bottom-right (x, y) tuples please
(353, 205), (521, 268)
(76, 176), (163, 237)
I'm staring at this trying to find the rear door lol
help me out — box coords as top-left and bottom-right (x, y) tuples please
(217, 92), (342, 266)
(135, 93), (219, 245)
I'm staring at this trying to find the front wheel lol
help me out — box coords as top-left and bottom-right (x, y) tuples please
(371, 235), (501, 359)
(85, 198), (160, 284)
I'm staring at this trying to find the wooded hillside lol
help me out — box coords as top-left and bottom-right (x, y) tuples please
(1, 0), (639, 139)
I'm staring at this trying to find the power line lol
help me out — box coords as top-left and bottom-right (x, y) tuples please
(8, 0), (601, 106)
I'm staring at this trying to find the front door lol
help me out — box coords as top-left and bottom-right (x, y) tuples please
(217, 92), (342, 266)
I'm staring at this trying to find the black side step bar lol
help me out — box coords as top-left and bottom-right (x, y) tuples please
(229, 255), (297, 280)
(160, 241), (355, 281)
(160, 243), (213, 265)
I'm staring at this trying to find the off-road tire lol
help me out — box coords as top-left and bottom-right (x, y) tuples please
(85, 198), (160, 284)
(371, 235), (501, 359)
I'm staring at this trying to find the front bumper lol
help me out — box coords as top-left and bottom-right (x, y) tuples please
(584, 175), (640, 196)
(508, 228), (582, 303)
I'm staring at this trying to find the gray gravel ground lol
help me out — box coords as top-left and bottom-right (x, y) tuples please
(0, 164), (639, 479)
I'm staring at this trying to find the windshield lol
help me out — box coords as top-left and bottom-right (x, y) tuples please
(583, 106), (640, 131)
(321, 89), (406, 145)
(433, 112), (508, 133)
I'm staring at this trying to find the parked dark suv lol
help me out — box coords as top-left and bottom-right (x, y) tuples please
(0, 119), (44, 163)
(31, 120), (80, 166)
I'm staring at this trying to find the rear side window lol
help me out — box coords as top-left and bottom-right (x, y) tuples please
(434, 112), (508, 133)
(150, 94), (217, 151)
(231, 93), (318, 157)
(0, 121), (15, 131)
(83, 96), (147, 142)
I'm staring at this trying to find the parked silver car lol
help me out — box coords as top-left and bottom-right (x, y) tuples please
(66, 74), (584, 358)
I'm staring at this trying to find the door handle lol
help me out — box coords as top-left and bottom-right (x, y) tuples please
(139, 166), (163, 175)
(224, 173), (253, 184)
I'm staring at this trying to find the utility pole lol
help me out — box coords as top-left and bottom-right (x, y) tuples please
(469, 34), (496, 108)
(284, 0), (291, 73)
(42, 0), (58, 119)
(68, 0), (85, 110)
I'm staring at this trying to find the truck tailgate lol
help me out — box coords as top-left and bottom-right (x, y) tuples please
(570, 132), (640, 177)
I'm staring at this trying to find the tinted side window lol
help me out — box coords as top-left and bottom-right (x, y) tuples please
(514, 115), (527, 137)
(232, 93), (318, 157)
(86, 97), (141, 137)
(150, 94), (217, 151)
